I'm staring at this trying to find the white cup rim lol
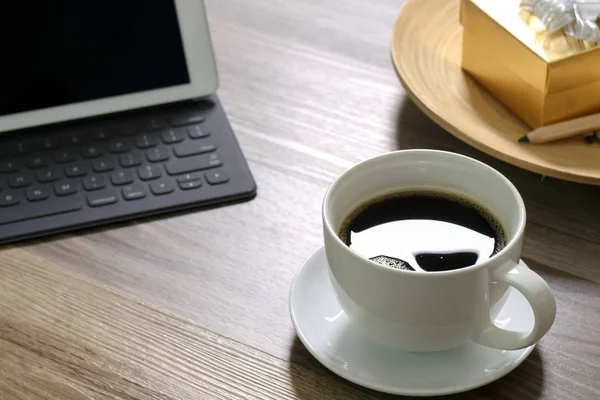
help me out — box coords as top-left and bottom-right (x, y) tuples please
(322, 150), (526, 277)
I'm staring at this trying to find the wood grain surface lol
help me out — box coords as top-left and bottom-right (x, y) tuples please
(1, 0), (600, 398)
(391, 0), (600, 185)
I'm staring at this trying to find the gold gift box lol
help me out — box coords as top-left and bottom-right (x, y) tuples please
(461, 0), (600, 128)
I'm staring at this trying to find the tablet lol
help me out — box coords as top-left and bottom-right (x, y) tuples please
(0, 0), (219, 134)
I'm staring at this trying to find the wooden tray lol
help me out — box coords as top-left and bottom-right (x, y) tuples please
(391, 0), (600, 185)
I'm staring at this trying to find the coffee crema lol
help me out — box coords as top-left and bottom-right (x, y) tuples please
(338, 189), (507, 272)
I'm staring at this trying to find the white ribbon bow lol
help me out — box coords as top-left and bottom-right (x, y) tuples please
(520, 0), (600, 41)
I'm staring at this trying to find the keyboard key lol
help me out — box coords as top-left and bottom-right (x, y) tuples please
(26, 186), (50, 201)
(83, 176), (106, 191)
(92, 157), (116, 172)
(188, 125), (210, 139)
(179, 180), (202, 190)
(36, 167), (60, 183)
(170, 113), (204, 126)
(8, 140), (30, 155)
(0, 192), (20, 207)
(173, 142), (217, 157)
(0, 159), (23, 173)
(109, 138), (132, 153)
(65, 132), (85, 145)
(65, 163), (88, 177)
(177, 172), (203, 183)
(146, 117), (168, 131)
(39, 136), (59, 150)
(122, 183), (146, 200)
(147, 146), (170, 162)
(111, 170), (134, 185)
(0, 196), (81, 225)
(26, 154), (51, 169)
(150, 180), (175, 195)
(136, 132), (159, 148)
(9, 173), (31, 188)
(82, 143), (105, 158)
(165, 153), (222, 175)
(120, 152), (143, 168)
(90, 128), (110, 141)
(87, 189), (119, 207)
(161, 128), (185, 144)
(138, 164), (162, 180)
(55, 181), (78, 196)
(53, 148), (78, 163)
(206, 170), (230, 185)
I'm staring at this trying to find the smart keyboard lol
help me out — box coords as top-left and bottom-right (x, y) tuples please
(0, 95), (256, 244)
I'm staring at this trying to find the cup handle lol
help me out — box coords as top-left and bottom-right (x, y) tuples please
(473, 261), (556, 350)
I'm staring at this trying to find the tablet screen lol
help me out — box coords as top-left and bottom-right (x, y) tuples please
(0, 1), (190, 117)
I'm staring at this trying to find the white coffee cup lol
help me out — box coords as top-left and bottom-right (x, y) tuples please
(322, 150), (556, 352)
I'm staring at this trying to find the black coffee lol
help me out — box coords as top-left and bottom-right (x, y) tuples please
(338, 189), (507, 272)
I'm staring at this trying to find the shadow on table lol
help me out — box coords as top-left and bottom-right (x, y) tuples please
(395, 97), (516, 161)
(288, 336), (392, 399)
(289, 335), (545, 399)
(3, 193), (256, 249)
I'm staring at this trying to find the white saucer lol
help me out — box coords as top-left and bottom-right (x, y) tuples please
(289, 247), (536, 396)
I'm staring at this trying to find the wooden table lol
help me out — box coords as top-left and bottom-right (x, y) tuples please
(1, 1), (599, 398)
